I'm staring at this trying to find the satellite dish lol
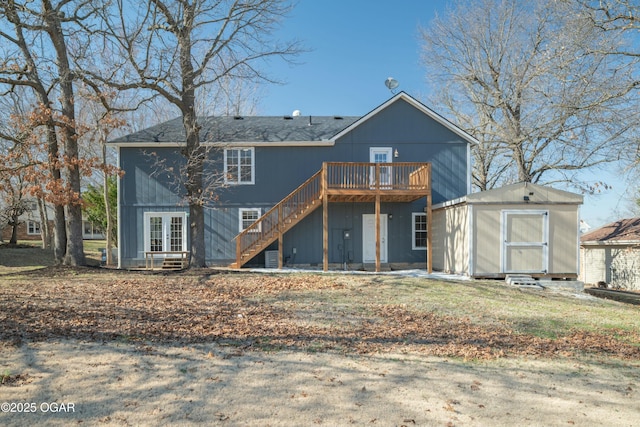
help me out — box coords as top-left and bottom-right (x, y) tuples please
(385, 77), (399, 92)
(292, 110), (301, 117)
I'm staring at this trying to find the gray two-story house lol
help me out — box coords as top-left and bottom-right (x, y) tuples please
(111, 92), (475, 270)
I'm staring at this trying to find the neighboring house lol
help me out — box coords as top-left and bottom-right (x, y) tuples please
(82, 220), (105, 240)
(432, 182), (583, 279)
(0, 200), (49, 242)
(110, 92), (473, 269)
(580, 218), (640, 290)
(1, 200), (104, 242)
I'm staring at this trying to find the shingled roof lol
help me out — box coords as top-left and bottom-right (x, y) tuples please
(110, 115), (360, 144)
(581, 217), (640, 243)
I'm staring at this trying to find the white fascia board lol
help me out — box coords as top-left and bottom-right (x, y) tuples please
(432, 196), (468, 211)
(581, 240), (640, 246)
(109, 141), (182, 148)
(109, 140), (335, 148)
(203, 140), (335, 147)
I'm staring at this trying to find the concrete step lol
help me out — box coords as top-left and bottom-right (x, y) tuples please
(505, 274), (543, 289)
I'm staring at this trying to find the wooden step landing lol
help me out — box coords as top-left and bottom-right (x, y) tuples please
(162, 257), (187, 270)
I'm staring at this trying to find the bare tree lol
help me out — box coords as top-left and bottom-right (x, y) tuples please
(75, 86), (126, 266)
(0, 0), (105, 265)
(0, 175), (29, 245)
(579, 0), (640, 53)
(420, 0), (639, 191)
(88, 0), (301, 267)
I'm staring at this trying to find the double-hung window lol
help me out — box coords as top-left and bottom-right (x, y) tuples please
(225, 148), (254, 185)
(412, 213), (427, 250)
(239, 208), (261, 232)
(27, 221), (40, 235)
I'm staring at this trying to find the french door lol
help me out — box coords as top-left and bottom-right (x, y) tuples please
(369, 147), (393, 187)
(144, 212), (187, 254)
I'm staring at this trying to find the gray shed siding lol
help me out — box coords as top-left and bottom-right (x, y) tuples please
(117, 98), (469, 267)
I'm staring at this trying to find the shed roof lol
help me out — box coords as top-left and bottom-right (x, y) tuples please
(581, 218), (640, 243)
(435, 182), (583, 209)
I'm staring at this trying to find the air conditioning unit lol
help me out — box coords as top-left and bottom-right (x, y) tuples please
(265, 250), (278, 268)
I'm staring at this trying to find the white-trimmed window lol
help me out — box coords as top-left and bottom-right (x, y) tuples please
(412, 213), (427, 250)
(225, 147), (255, 184)
(27, 221), (40, 235)
(239, 208), (261, 232)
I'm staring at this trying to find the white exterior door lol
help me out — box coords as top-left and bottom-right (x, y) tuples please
(369, 147), (393, 187)
(144, 212), (187, 254)
(501, 210), (549, 273)
(362, 214), (388, 263)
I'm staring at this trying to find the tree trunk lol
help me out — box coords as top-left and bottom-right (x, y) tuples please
(183, 111), (206, 268)
(179, 18), (206, 268)
(37, 197), (51, 249)
(52, 205), (67, 263)
(65, 204), (85, 266)
(102, 142), (114, 266)
(9, 218), (19, 245)
(44, 0), (85, 266)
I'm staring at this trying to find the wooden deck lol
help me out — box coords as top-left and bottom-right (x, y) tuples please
(234, 162), (432, 272)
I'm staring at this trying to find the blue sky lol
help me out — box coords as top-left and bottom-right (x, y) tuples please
(262, 0), (444, 116)
(259, 0), (634, 229)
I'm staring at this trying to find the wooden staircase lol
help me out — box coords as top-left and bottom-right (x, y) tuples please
(232, 162), (431, 269)
(232, 170), (323, 268)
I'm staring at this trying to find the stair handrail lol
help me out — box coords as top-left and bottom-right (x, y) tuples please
(235, 169), (323, 258)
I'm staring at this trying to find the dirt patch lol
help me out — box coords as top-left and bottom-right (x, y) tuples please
(0, 340), (638, 426)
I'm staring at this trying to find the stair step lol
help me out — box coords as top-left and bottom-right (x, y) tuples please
(235, 172), (325, 268)
(161, 258), (186, 270)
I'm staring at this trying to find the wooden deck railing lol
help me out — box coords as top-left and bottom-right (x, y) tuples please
(325, 162), (430, 191)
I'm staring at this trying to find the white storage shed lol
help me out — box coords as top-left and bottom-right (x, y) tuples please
(432, 182), (583, 279)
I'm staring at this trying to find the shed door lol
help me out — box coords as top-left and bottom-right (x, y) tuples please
(501, 210), (549, 273)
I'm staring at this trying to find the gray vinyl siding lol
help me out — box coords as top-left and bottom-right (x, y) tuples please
(120, 147), (186, 206)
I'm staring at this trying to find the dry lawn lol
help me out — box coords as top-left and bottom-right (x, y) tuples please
(0, 265), (639, 426)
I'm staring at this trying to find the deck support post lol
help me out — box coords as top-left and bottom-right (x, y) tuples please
(426, 164), (433, 273)
(375, 193), (381, 273)
(278, 205), (283, 269)
(375, 164), (381, 273)
(426, 192), (433, 274)
(322, 163), (329, 271)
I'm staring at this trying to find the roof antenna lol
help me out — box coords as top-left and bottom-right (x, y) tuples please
(385, 77), (399, 94)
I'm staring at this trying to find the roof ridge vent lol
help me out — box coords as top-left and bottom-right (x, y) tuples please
(233, 115), (244, 120)
(283, 116), (293, 120)
(334, 116), (343, 120)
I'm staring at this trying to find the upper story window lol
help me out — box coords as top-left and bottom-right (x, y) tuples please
(224, 147), (254, 185)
